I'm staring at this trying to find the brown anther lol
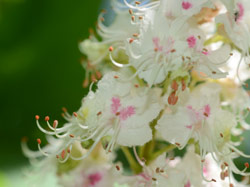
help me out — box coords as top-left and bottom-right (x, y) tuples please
(230, 183), (234, 187)
(67, 148), (71, 153)
(134, 84), (139, 88)
(108, 150), (112, 153)
(131, 16), (135, 21)
(220, 172), (225, 180)
(181, 79), (186, 91)
(53, 120), (58, 128)
(224, 162), (229, 167)
(204, 112), (209, 117)
(35, 115), (40, 120)
(211, 179), (216, 182)
(170, 49), (176, 53)
(221, 164), (225, 170)
(133, 33), (139, 37)
(73, 112), (78, 117)
(109, 46), (113, 52)
(244, 162), (249, 168)
(231, 149), (235, 152)
(61, 113), (65, 117)
(175, 142), (180, 146)
(135, 1), (141, 5)
(156, 168), (160, 173)
(247, 108), (250, 112)
(198, 35), (201, 39)
(186, 56), (191, 60)
(224, 170), (229, 177)
(97, 111), (102, 116)
(160, 169), (164, 173)
(69, 134), (75, 138)
(56, 155), (60, 159)
(129, 38), (134, 44)
(171, 80), (178, 91)
(37, 138), (41, 145)
(182, 56), (185, 61)
(201, 159), (205, 162)
(62, 107), (67, 113)
(45, 116), (50, 121)
(100, 17), (104, 22)
(152, 178), (157, 181)
(21, 136), (28, 142)
(91, 74), (97, 82)
(154, 48), (158, 52)
(230, 53), (233, 56)
(61, 150), (65, 159)
(83, 79), (89, 88)
(212, 71), (217, 74)
(116, 165), (120, 171)
(170, 157), (175, 160)
(116, 112), (120, 116)
(114, 75), (119, 79)
(168, 92), (179, 105)
(96, 71), (102, 79)
(245, 83), (249, 88)
(129, 9), (133, 15)
(139, 16), (143, 20)
(203, 48), (208, 52)
(220, 133), (224, 138)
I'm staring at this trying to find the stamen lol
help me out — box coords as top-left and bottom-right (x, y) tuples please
(45, 116), (49, 121)
(116, 165), (120, 171)
(37, 138), (41, 145)
(35, 115), (40, 120)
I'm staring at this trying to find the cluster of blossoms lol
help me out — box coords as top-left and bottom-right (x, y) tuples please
(22, 0), (250, 186)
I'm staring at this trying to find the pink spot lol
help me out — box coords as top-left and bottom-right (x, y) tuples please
(88, 172), (102, 186)
(187, 36), (196, 48)
(186, 125), (192, 129)
(203, 104), (211, 117)
(120, 106), (135, 121)
(182, 1), (192, 10)
(236, 3), (244, 22)
(202, 51), (209, 55)
(153, 37), (163, 51)
(111, 97), (121, 114)
(184, 181), (191, 187)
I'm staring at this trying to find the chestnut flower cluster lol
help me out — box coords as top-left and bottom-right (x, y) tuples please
(22, 0), (250, 186)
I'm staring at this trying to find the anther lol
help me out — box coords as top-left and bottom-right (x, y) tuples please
(135, 1), (141, 5)
(212, 71), (217, 74)
(97, 111), (102, 116)
(152, 178), (157, 181)
(73, 112), (78, 117)
(175, 142), (180, 146)
(45, 116), (50, 121)
(61, 150), (65, 159)
(170, 49), (176, 53)
(62, 107), (67, 113)
(134, 84), (139, 88)
(83, 79), (89, 88)
(67, 148), (71, 153)
(129, 38), (134, 44)
(116, 112), (120, 116)
(201, 159), (205, 162)
(224, 162), (229, 167)
(131, 16), (135, 21)
(171, 80), (178, 91)
(53, 120), (58, 128)
(244, 162), (249, 168)
(230, 183), (234, 187)
(211, 179), (216, 182)
(182, 56), (185, 61)
(100, 17), (104, 22)
(109, 46), (113, 52)
(56, 155), (60, 159)
(129, 9), (133, 15)
(114, 75), (119, 79)
(69, 134), (75, 138)
(95, 71), (102, 79)
(198, 35), (201, 39)
(220, 133), (224, 138)
(156, 168), (160, 173)
(230, 53), (233, 56)
(116, 165), (120, 171)
(37, 138), (41, 145)
(133, 33), (139, 37)
(91, 74), (97, 82)
(139, 16), (143, 20)
(220, 171), (225, 180)
(35, 115), (40, 120)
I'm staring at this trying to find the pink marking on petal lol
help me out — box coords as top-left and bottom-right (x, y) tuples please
(88, 172), (102, 185)
(202, 51), (209, 55)
(237, 3), (244, 22)
(182, 1), (192, 10)
(119, 106), (135, 121)
(186, 125), (192, 129)
(184, 180), (191, 187)
(152, 37), (163, 51)
(111, 97), (121, 114)
(203, 104), (211, 117)
(187, 35), (196, 48)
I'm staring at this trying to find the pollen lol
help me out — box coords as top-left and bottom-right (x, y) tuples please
(37, 138), (41, 145)
(45, 116), (50, 121)
(35, 115), (40, 120)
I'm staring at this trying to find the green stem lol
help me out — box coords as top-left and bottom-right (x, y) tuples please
(121, 146), (142, 174)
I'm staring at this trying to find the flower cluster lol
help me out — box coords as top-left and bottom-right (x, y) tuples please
(22, 0), (250, 186)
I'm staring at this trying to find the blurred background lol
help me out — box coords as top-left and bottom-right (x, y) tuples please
(0, 0), (104, 186)
(0, 0), (250, 186)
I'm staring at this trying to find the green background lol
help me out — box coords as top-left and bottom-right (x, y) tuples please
(0, 0), (102, 176)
